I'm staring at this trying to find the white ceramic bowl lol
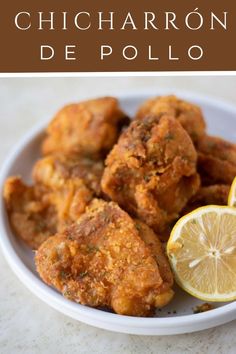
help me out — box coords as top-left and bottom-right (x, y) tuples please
(0, 91), (236, 335)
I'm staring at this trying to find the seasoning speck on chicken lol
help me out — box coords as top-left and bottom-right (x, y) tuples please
(136, 95), (206, 143)
(35, 199), (174, 316)
(101, 115), (200, 237)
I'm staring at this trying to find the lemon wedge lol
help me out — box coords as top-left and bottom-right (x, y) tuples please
(167, 206), (236, 302)
(228, 176), (236, 207)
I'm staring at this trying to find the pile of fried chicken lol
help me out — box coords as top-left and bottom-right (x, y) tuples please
(4, 95), (236, 317)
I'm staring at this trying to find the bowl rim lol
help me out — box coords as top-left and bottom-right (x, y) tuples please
(0, 89), (236, 332)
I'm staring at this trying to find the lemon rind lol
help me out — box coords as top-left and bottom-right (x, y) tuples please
(228, 176), (236, 207)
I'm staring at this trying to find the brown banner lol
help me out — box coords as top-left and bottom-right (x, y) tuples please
(0, 1), (235, 72)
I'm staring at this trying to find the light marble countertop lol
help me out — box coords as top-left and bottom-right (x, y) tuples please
(0, 76), (236, 354)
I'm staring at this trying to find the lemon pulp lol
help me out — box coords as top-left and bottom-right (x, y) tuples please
(167, 206), (236, 301)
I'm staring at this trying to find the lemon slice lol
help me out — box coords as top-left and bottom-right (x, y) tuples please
(167, 206), (236, 302)
(228, 176), (236, 207)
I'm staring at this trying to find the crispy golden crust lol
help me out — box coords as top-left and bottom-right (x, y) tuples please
(35, 199), (174, 316)
(182, 184), (230, 215)
(197, 135), (236, 185)
(33, 154), (104, 228)
(4, 155), (104, 249)
(42, 97), (129, 158)
(134, 220), (173, 292)
(136, 95), (206, 143)
(4, 177), (57, 249)
(101, 115), (200, 234)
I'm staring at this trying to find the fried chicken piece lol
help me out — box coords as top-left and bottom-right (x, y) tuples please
(197, 135), (236, 185)
(4, 177), (57, 249)
(134, 219), (173, 300)
(101, 115), (200, 235)
(33, 154), (104, 228)
(42, 97), (129, 158)
(35, 199), (174, 317)
(136, 95), (206, 143)
(4, 155), (104, 249)
(182, 184), (230, 215)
